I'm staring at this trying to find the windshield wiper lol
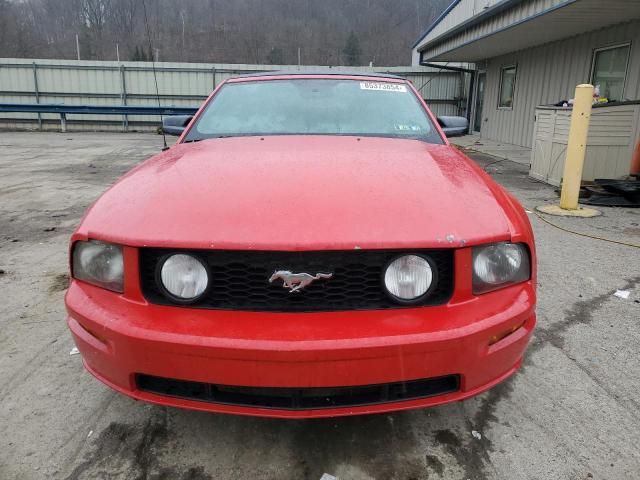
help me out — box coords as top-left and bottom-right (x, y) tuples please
(184, 135), (238, 143)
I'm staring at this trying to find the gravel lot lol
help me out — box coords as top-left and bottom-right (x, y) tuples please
(0, 131), (638, 480)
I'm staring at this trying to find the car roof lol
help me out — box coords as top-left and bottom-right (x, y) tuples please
(228, 70), (406, 81)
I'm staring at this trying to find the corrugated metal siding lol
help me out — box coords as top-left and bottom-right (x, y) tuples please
(0, 59), (468, 129)
(480, 20), (640, 147)
(416, 0), (568, 57)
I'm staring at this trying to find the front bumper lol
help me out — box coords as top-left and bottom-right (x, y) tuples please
(66, 266), (535, 418)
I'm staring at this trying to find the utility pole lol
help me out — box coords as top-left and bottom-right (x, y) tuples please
(180, 11), (186, 56)
(297, 47), (301, 67)
(155, 48), (160, 62)
(76, 34), (80, 60)
(116, 43), (120, 62)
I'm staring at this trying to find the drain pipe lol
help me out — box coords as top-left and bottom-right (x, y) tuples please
(420, 62), (476, 134)
(631, 141), (640, 177)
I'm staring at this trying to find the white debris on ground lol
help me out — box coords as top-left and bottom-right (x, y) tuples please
(613, 290), (631, 299)
(69, 347), (80, 356)
(320, 474), (338, 480)
(472, 430), (482, 440)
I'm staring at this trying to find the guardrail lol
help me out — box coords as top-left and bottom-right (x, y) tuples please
(0, 103), (198, 132)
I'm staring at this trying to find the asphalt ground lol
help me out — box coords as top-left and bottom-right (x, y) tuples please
(0, 132), (638, 480)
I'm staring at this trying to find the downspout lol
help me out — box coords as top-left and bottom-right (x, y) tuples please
(421, 61), (476, 133)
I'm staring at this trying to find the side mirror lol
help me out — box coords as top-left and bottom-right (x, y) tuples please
(437, 116), (469, 137)
(162, 115), (193, 136)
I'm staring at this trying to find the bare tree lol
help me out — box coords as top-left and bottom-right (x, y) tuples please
(0, 0), (451, 65)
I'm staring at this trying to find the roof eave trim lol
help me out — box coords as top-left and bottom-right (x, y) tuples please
(411, 0), (462, 49)
(418, 0), (579, 62)
(413, 0), (526, 51)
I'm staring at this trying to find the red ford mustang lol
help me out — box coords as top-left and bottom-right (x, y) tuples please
(65, 72), (536, 418)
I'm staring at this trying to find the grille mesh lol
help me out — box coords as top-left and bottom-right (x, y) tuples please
(139, 249), (454, 312)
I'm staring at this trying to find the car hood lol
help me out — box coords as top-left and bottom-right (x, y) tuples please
(76, 136), (513, 250)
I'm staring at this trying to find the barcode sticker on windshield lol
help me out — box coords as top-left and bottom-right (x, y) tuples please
(360, 82), (407, 93)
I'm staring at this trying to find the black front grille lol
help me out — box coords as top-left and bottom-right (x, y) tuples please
(139, 249), (454, 312)
(136, 374), (460, 410)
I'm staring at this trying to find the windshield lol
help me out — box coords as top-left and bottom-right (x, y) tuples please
(185, 78), (444, 144)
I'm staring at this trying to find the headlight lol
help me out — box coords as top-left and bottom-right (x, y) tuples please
(384, 255), (435, 302)
(472, 242), (530, 294)
(72, 240), (124, 292)
(159, 254), (209, 301)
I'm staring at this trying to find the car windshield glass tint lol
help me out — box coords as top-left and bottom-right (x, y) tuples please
(186, 79), (443, 144)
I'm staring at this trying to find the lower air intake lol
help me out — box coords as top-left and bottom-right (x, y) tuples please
(136, 374), (460, 410)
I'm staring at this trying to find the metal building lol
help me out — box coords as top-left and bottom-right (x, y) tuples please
(412, 0), (640, 183)
(0, 60), (469, 131)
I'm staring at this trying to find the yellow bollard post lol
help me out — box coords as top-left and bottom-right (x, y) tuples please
(559, 84), (593, 210)
(537, 84), (600, 217)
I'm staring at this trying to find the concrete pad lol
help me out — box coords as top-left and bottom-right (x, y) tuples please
(537, 204), (601, 217)
(1, 132), (639, 480)
(450, 134), (532, 166)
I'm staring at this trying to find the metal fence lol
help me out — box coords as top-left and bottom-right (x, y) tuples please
(0, 58), (470, 131)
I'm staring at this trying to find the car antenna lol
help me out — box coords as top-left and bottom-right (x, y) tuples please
(141, 0), (169, 151)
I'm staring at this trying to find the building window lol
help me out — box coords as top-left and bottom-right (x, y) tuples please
(498, 65), (516, 109)
(591, 43), (630, 102)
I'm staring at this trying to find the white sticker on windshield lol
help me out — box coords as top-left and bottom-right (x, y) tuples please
(394, 124), (422, 132)
(360, 82), (407, 93)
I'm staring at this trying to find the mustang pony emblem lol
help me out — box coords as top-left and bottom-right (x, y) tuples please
(269, 270), (333, 293)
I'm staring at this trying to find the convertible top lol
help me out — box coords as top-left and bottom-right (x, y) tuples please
(230, 70), (406, 80)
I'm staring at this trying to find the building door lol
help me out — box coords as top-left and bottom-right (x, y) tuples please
(473, 72), (486, 133)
